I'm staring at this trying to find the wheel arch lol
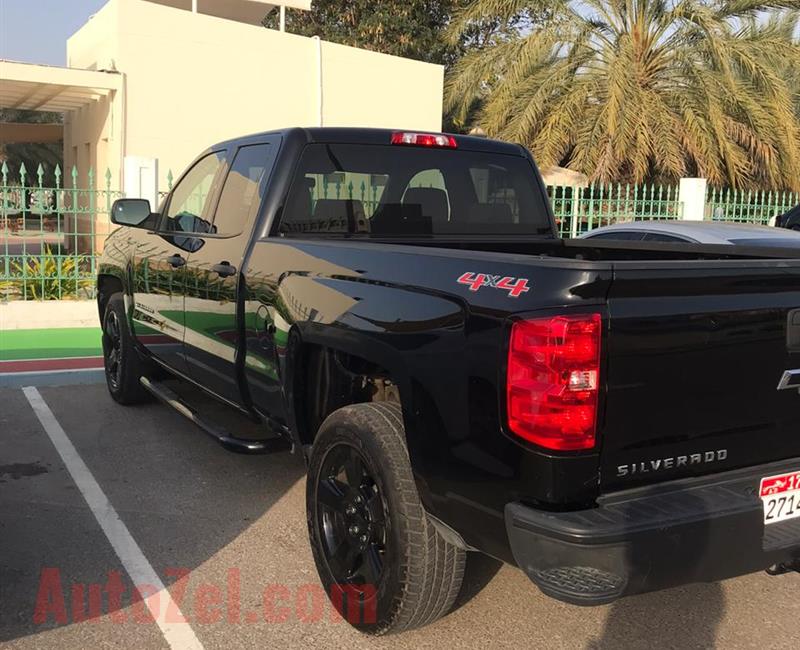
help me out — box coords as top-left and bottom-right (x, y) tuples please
(96, 273), (125, 323)
(283, 325), (454, 522)
(286, 324), (412, 448)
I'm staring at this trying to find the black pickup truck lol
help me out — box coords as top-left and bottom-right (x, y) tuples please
(99, 128), (800, 634)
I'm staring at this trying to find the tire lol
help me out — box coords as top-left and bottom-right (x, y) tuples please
(102, 293), (150, 405)
(306, 402), (465, 635)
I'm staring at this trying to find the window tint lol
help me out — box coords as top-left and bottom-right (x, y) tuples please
(214, 143), (273, 234)
(469, 165), (523, 222)
(279, 144), (552, 237)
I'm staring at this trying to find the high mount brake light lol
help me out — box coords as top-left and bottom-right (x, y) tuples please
(506, 313), (602, 451)
(391, 132), (458, 148)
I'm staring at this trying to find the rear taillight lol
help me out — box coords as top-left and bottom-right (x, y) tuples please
(391, 132), (457, 148)
(507, 313), (601, 451)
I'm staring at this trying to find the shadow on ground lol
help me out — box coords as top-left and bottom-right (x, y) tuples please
(588, 582), (725, 649)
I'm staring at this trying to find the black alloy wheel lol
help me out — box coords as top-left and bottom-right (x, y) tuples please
(103, 308), (123, 392)
(315, 443), (388, 587)
(102, 293), (149, 404)
(306, 402), (465, 634)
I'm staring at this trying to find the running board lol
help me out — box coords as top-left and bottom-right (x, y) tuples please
(139, 376), (291, 455)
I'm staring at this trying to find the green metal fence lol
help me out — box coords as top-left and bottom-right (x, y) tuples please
(707, 187), (799, 225)
(3, 159), (800, 301)
(1, 163), (122, 301)
(547, 183), (682, 237)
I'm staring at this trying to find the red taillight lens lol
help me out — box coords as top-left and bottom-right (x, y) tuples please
(507, 313), (601, 451)
(391, 132), (457, 148)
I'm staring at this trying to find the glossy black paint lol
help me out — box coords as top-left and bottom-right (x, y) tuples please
(602, 262), (800, 491)
(98, 127), (800, 566)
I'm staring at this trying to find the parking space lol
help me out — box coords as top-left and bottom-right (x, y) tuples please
(2, 380), (799, 649)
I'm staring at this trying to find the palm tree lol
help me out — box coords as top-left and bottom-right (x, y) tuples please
(445, 1), (800, 189)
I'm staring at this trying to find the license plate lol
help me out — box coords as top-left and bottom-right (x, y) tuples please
(760, 471), (800, 525)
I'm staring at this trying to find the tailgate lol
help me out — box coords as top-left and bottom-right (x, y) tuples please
(600, 261), (800, 491)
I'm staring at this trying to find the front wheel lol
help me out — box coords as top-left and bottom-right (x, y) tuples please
(307, 402), (465, 635)
(102, 293), (149, 405)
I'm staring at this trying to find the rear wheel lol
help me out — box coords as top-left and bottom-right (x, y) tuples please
(102, 293), (149, 405)
(307, 402), (465, 635)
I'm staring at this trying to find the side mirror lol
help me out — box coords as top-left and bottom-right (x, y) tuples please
(111, 198), (154, 228)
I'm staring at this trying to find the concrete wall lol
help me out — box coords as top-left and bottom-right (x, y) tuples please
(320, 41), (443, 130)
(63, 0), (122, 187)
(66, 0), (444, 191)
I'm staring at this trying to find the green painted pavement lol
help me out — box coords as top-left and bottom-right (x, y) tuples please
(0, 327), (102, 361)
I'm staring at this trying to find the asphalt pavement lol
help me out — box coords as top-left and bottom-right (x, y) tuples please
(1, 380), (799, 649)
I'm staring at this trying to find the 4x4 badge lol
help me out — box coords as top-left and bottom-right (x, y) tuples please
(457, 272), (531, 298)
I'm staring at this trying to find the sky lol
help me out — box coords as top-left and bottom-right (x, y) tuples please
(0, 0), (108, 66)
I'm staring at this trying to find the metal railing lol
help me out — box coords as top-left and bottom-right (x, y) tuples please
(707, 187), (798, 225)
(548, 183), (682, 238)
(1, 163), (122, 301)
(3, 160), (800, 301)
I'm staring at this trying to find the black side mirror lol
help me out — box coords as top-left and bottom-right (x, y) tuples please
(111, 199), (154, 228)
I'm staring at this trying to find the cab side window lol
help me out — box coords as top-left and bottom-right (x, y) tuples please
(213, 144), (274, 235)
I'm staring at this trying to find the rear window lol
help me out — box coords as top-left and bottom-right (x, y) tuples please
(278, 144), (552, 237)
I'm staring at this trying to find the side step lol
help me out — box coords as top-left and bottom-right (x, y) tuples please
(139, 376), (291, 455)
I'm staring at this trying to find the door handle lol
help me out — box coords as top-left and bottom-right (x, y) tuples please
(166, 254), (186, 268)
(212, 261), (237, 277)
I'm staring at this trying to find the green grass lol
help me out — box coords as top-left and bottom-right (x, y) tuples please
(0, 327), (102, 361)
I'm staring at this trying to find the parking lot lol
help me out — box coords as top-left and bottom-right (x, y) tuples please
(2, 379), (799, 649)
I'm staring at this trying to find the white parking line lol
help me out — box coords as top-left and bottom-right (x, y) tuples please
(22, 386), (204, 650)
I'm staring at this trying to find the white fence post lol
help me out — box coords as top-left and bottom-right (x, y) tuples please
(123, 156), (159, 210)
(570, 186), (580, 238)
(679, 177), (707, 221)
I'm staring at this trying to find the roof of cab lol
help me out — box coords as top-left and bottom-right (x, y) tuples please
(208, 127), (526, 156)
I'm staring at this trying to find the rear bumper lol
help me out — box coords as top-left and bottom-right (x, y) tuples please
(506, 457), (800, 606)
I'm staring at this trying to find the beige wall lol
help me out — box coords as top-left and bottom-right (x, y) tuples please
(66, 0), (444, 191)
(320, 41), (444, 130)
(63, 0), (122, 184)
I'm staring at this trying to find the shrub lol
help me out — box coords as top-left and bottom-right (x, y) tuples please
(0, 246), (93, 300)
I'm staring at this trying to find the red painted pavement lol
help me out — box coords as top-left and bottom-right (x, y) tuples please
(0, 357), (104, 374)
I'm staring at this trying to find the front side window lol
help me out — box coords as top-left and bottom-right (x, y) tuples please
(279, 144), (552, 237)
(163, 151), (226, 235)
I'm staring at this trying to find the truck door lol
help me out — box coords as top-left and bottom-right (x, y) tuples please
(181, 140), (280, 406)
(131, 151), (226, 373)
